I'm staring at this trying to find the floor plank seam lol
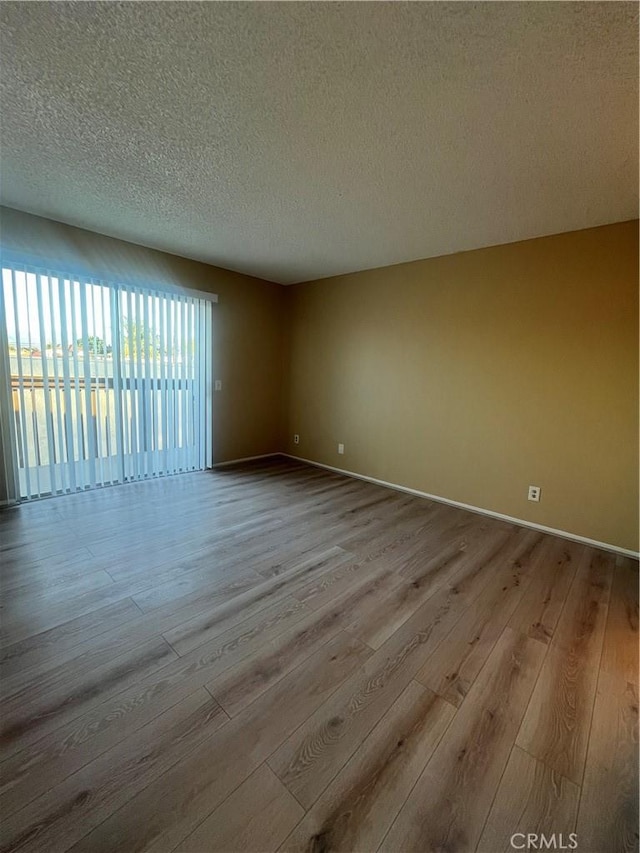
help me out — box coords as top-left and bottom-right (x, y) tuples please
(202, 684), (232, 720)
(474, 740), (526, 852)
(574, 567), (615, 833)
(514, 741), (582, 791)
(510, 550), (584, 773)
(267, 759), (311, 812)
(161, 634), (182, 659)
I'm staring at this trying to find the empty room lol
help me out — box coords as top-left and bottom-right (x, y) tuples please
(0, 3), (637, 853)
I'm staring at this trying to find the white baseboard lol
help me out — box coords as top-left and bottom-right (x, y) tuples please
(283, 453), (639, 560)
(212, 452), (282, 469)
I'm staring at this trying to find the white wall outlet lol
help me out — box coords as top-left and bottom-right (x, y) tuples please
(214, 380), (222, 391)
(528, 485), (541, 502)
(293, 434), (300, 445)
(338, 443), (345, 455)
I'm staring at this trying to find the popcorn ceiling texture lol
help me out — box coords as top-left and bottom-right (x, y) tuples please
(0, 2), (637, 284)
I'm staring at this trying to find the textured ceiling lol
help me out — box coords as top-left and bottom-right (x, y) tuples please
(0, 2), (637, 284)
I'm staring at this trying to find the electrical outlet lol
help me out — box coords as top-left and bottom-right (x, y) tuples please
(338, 443), (345, 455)
(293, 434), (300, 445)
(528, 485), (541, 502)
(214, 380), (222, 391)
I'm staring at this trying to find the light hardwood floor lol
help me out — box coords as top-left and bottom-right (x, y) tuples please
(0, 457), (637, 853)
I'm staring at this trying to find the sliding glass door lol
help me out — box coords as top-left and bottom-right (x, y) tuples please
(0, 264), (212, 501)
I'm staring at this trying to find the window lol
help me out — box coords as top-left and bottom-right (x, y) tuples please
(0, 262), (213, 501)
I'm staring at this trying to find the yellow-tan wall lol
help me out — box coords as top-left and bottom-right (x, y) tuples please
(0, 207), (286, 493)
(285, 221), (639, 552)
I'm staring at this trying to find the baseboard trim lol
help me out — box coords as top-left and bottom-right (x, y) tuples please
(212, 452), (282, 469)
(283, 453), (639, 559)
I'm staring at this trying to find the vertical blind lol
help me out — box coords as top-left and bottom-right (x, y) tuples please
(0, 262), (213, 501)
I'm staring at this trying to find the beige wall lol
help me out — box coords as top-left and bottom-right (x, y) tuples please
(0, 207), (286, 503)
(285, 221), (639, 552)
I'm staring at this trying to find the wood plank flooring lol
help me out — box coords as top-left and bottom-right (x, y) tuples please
(0, 457), (637, 853)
